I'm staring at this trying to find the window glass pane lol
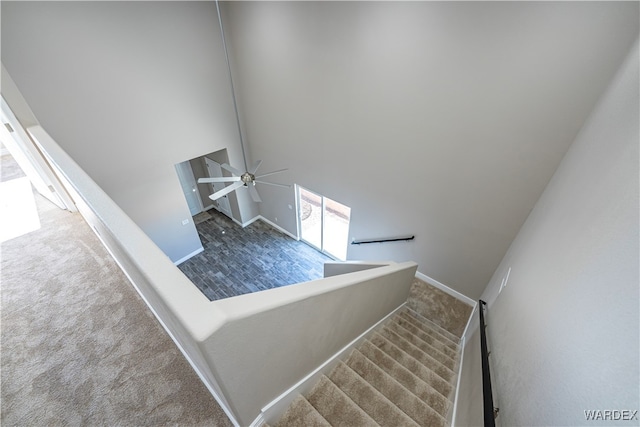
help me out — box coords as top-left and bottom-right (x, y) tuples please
(323, 197), (351, 260)
(299, 188), (322, 249)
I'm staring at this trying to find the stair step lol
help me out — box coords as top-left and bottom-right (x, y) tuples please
(329, 361), (419, 427)
(392, 315), (459, 360)
(401, 308), (461, 346)
(345, 349), (447, 427)
(377, 329), (456, 383)
(397, 310), (460, 350)
(386, 322), (457, 370)
(274, 395), (331, 427)
(369, 333), (453, 398)
(359, 339), (452, 417)
(307, 375), (378, 427)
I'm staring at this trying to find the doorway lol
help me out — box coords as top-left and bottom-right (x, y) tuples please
(297, 185), (351, 260)
(203, 157), (233, 218)
(174, 161), (203, 216)
(1, 98), (73, 211)
(174, 148), (236, 222)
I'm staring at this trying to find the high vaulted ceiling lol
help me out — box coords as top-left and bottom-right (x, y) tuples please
(223, 1), (639, 298)
(2, 1), (638, 300)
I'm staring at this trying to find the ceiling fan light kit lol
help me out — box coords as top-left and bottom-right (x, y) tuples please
(198, 1), (290, 204)
(197, 160), (290, 203)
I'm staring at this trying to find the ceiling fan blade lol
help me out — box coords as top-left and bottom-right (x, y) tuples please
(249, 159), (263, 175)
(255, 180), (291, 189)
(208, 181), (244, 201)
(221, 163), (242, 176)
(256, 168), (288, 179)
(247, 183), (262, 203)
(198, 176), (241, 183)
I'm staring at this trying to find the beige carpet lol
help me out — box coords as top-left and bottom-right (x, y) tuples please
(407, 278), (474, 338)
(275, 305), (464, 427)
(1, 154), (232, 425)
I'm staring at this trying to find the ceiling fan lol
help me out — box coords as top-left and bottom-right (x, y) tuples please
(198, 1), (289, 204)
(197, 160), (288, 203)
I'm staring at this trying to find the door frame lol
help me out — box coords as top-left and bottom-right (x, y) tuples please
(296, 184), (351, 261)
(1, 97), (75, 211)
(296, 185), (324, 252)
(204, 157), (233, 219)
(175, 160), (204, 216)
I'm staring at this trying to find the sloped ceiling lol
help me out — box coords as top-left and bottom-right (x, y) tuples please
(223, 1), (639, 299)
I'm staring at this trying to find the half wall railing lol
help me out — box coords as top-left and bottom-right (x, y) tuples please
(27, 124), (419, 427)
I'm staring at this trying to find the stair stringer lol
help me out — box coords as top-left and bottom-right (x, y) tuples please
(252, 303), (408, 427)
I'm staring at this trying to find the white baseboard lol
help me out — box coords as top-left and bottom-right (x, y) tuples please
(460, 303), (478, 348)
(227, 213), (297, 240)
(234, 214), (261, 228)
(415, 271), (476, 307)
(257, 215), (299, 240)
(173, 246), (204, 265)
(451, 334), (465, 427)
(254, 303), (406, 426)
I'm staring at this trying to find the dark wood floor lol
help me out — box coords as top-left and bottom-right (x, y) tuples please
(178, 209), (331, 301)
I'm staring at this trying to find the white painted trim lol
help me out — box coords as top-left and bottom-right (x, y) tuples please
(451, 303), (478, 426)
(231, 216), (245, 228)
(293, 184), (301, 240)
(257, 215), (299, 240)
(255, 303), (407, 426)
(415, 271), (476, 307)
(228, 213), (299, 240)
(460, 303), (478, 349)
(249, 413), (266, 427)
(173, 246), (204, 265)
(451, 334), (465, 427)
(235, 214), (261, 228)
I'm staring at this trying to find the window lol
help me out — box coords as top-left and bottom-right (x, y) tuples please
(297, 185), (351, 260)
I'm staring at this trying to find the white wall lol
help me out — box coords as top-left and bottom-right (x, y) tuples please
(456, 38), (639, 426)
(1, 1), (259, 262)
(223, 1), (639, 299)
(1, 65), (39, 129)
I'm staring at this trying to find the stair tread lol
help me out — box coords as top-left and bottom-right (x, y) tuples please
(375, 329), (456, 385)
(345, 349), (447, 427)
(274, 395), (331, 427)
(359, 339), (452, 417)
(401, 308), (461, 345)
(307, 375), (378, 427)
(392, 315), (459, 359)
(398, 310), (460, 349)
(329, 361), (420, 427)
(386, 321), (457, 370)
(369, 333), (453, 398)
(379, 327), (456, 383)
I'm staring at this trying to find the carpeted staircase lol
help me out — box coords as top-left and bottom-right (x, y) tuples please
(274, 305), (462, 427)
